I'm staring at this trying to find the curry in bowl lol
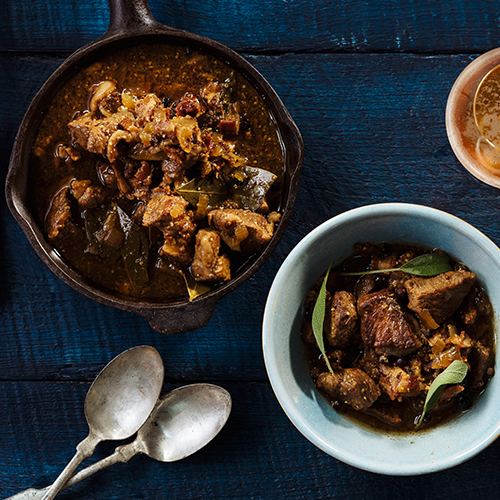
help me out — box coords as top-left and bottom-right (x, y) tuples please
(31, 44), (284, 300)
(301, 243), (495, 432)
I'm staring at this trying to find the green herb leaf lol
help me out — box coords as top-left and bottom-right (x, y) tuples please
(415, 360), (468, 430)
(311, 263), (335, 375)
(342, 253), (453, 277)
(400, 253), (453, 276)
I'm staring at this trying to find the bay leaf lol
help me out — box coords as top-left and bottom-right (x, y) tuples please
(116, 206), (150, 287)
(177, 269), (211, 301)
(83, 209), (103, 256)
(175, 175), (228, 208)
(228, 166), (277, 211)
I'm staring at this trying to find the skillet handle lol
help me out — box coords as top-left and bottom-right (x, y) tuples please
(106, 0), (161, 35)
(140, 299), (218, 334)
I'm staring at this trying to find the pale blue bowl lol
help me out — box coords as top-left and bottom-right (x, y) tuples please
(263, 203), (500, 475)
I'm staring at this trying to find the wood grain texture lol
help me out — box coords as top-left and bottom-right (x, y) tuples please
(3, 0), (500, 498)
(1, 381), (500, 499)
(2, 0), (500, 54)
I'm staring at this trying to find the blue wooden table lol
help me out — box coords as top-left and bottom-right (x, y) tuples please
(2, 1), (500, 498)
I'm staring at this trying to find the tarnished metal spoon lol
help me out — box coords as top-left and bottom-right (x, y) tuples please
(6, 384), (231, 500)
(36, 345), (164, 500)
(474, 63), (500, 150)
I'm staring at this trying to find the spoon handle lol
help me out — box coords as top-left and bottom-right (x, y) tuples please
(4, 488), (47, 500)
(66, 441), (138, 485)
(40, 434), (99, 500)
(4, 442), (139, 500)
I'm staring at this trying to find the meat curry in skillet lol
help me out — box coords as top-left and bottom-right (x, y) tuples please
(31, 44), (284, 300)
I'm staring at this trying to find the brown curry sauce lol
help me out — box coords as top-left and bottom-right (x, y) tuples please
(31, 44), (284, 300)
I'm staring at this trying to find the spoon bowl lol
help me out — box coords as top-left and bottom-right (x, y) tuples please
(85, 345), (166, 440)
(7, 384), (231, 500)
(40, 345), (164, 500)
(474, 64), (500, 151)
(139, 383), (232, 462)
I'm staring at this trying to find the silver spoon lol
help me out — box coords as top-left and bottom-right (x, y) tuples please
(6, 384), (231, 500)
(37, 345), (164, 500)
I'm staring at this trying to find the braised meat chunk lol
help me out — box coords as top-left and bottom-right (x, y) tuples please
(404, 270), (476, 326)
(125, 161), (154, 202)
(469, 342), (494, 390)
(135, 93), (164, 125)
(358, 289), (422, 356)
(142, 191), (188, 227)
(69, 109), (137, 162)
(317, 369), (381, 411)
(160, 147), (192, 183)
(46, 187), (73, 241)
(325, 291), (358, 347)
(142, 191), (196, 264)
(208, 208), (274, 254)
(191, 229), (231, 282)
(378, 364), (424, 401)
(70, 180), (105, 209)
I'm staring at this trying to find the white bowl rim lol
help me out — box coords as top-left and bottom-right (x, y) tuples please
(262, 202), (500, 475)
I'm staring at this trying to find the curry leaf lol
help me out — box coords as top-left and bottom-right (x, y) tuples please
(312, 263), (335, 375)
(415, 360), (468, 430)
(342, 253), (453, 277)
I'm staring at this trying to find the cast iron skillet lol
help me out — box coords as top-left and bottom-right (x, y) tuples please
(5, 0), (303, 334)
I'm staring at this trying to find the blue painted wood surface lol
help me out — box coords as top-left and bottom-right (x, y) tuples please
(2, 0), (500, 498)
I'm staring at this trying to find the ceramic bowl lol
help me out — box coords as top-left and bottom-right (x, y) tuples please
(446, 48), (500, 188)
(263, 203), (500, 475)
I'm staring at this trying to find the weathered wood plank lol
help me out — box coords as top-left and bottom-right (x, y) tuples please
(2, 0), (500, 54)
(0, 380), (499, 499)
(3, 0), (500, 498)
